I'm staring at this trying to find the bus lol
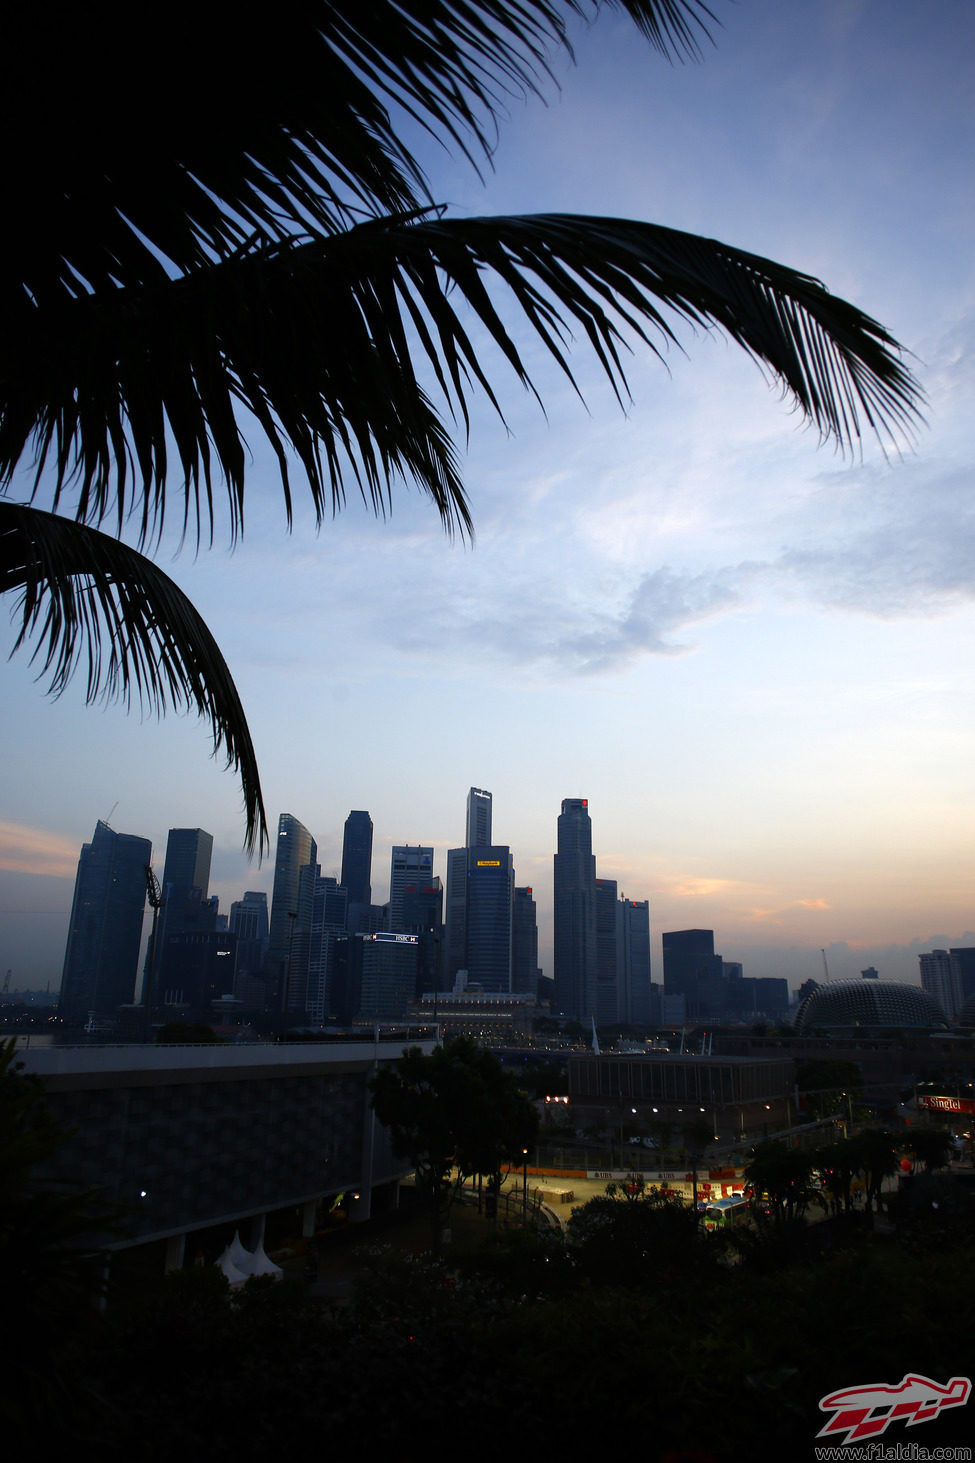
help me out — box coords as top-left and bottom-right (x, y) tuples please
(703, 1195), (749, 1232)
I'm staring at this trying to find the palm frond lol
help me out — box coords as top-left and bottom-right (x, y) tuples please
(3, 2), (714, 310)
(0, 503), (267, 855)
(2, 214), (920, 550)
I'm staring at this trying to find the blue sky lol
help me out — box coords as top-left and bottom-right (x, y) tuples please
(2, 0), (974, 996)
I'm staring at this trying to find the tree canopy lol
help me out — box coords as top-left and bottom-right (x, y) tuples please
(369, 1038), (538, 1245)
(1, 2), (923, 850)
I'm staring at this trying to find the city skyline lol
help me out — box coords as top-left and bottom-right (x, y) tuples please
(2, 1), (974, 994)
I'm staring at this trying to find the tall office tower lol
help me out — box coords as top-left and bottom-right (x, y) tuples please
(444, 846), (469, 985)
(59, 820), (152, 1024)
(305, 875), (349, 1022)
(465, 787), (493, 848)
(387, 845), (434, 931)
(950, 948), (975, 1005)
(157, 929), (237, 1015)
(919, 950), (960, 1019)
(333, 931), (419, 1023)
(553, 798), (597, 1021)
(340, 810), (373, 907)
(402, 877), (444, 995)
(229, 891), (269, 948)
(662, 929), (726, 1020)
(465, 847), (514, 992)
(267, 813), (317, 1012)
(617, 897), (652, 1025)
(229, 891), (269, 1002)
(594, 877), (619, 1023)
(444, 787), (494, 985)
(150, 828), (216, 988)
(161, 828), (212, 908)
(512, 885), (539, 995)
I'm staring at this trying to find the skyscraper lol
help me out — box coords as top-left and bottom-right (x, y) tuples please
(267, 813), (317, 1012)
(152, 828), (216, 973)
(387, 845), (433, 931)
(59, 820), (152, 1024)
(553, 798), (597, 1021)
(594, 877), (619, 1023)
(662, 929), (725, 1020)
(445, 786), (494, 985)
(617, 896), (652, 1025)
(340, 810), (373, 908)
(511, 885), (539, 996)
(161, 828), (212, 905)
(465, 846), (514, 992)
(444, 845), (469, 985)
(919, 950), (961, 1020)
(465, 787), (493, 848)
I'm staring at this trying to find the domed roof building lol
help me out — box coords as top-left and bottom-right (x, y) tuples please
(794, 979), (947, 1036)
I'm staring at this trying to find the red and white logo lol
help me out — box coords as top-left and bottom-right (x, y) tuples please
(818, 1373), (970, 1444)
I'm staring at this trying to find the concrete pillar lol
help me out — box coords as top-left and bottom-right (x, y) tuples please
(300, 1200), (317, 1238)
(164, 1233), (186, 1272)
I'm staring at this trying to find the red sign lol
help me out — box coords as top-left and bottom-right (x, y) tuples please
(917, 1095), (975, 1114)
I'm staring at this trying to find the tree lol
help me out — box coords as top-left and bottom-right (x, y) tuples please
(797, 1059), (864, 1124)
(369, 1038), (537, 1249)
(566, 1181), (708, 1287)
(906, 1127), (954, 1172)
(814, 1137), (860, 1214)
(1, 2), (922, 850)
(745, 1141), (815, 1225)
(849, 1128), (900, 1215)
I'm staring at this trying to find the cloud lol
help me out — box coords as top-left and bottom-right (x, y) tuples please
(0, 822), (79, 878)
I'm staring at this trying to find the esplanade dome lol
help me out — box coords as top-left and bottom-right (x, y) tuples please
(794, 979), (947, 1035)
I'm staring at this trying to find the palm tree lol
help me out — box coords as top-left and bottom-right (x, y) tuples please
(0, 1), (922, 853)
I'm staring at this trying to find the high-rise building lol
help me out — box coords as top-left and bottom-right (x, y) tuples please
(662, 929), (726, 1020)
(387, 845), (434, 931)
(267, 814), (317, 1012)
(465, 787), (493, 848)
(149, 828), (216, 997)
(229, 891), (269, 948)
(444, 845), (469, 985)
(465, 846), (514, 992)
(59, 820), (152, 1024)
(161, 828), (212, 909)
(553, 798), (597, 1021)
(401, 877), (444, 995)
(333, 932), (419, 1023)
(594, 877), (619, 1023)
(443, 787), (496, 986)
(512, 886), (539, 996)
(950, 949), (975, 1005)
(340, 811), (373, 908)
(228, 891), (269, 1005)
(305, 875), (350, 1022)
(919, 950), (961, 1020)
(617, 896), (652, 1025)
